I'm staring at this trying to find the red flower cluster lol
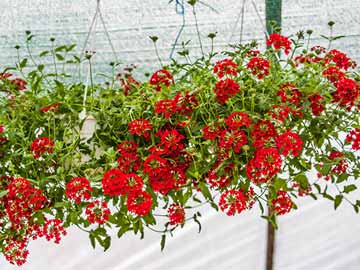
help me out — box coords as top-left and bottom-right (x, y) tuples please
(127, 190), (153, 216)
(322, 66), (345, 84)
(251, 120), (277, 148)
(325, 49), (356, 70)
(173, 92), (198, 115)
(155, 99), (177, 119)
(277, 83), (302, 106)
(117, 141), (142, 173)
(202, 124), (221, 140)
(219, 129), (247, 153)
(266, 33), (292, 55)
(86, 200), (111, 224)
(219, 189), (247, 216)
(30, 137), (54, 159)
(102, 168), (126, 196)
(42, 218), (67, 244)
(65, 177), (92, 204)
(11, 78), (27, 90)
(213, 58), (238, 78)
(332, 77), (360, 110)
(3, 239), (29, 266)
(247, 57), (270, 79)
(328, 151), (348, 174)
(5, 178), (47, 226)
(272, 190), (293, 215)
(276, 131), (303, 157)
(150, 69), (174, 91)
(308, 94), (325, 116)
(40, 103), (60, 113)
(129, 118), (153, 140)
(346, 128), (360, 150)
(0, 72), (27, 90)
(213, 78), (240, 104)
(225, 112), (252, 129)
(168, 203), (185, 225)
(246, 148), (282, 184)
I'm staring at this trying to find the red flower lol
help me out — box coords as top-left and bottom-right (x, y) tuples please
(168, 203), (185, 225)
(143, 154), (168, 176)
(123, 173), (144, 193)
(117, 152), (142, 173)
(213, 58), (238, 78)
(219, 129), (248, 153)
(332, 77), (360, 110)
(30, 137), (54, 159)
(213, 78), (240, 104)
(129, 118), (152, 140)
(328, 151), (348, 174)
(149, 170), (175, 195)
(157, 128), (185, 153)
(127, 190), (153, 216)
(65, 177), (92, 204)
(11, 78), (27, 90)
(102, 168), (126, 196)
(208, 173), (232, 190)
(117, 141), (138, 154)
(246, 148), (282, 184)
(276, 131), (303, 157)
(346, 128), (360, 150)
(251, 120), (277, 148)
(268, 105), (291, 122)
(40, 103), (60, 113)
(86, 200), (111, 224)
(322, 66), (345, 84)
(150, 69), (174, 91)
(219, 189), (247, 216)
(155, 99), (177, 119)
(308, 94), (325, 116)
(6, 178), (47, 225)
(247, 49), (261, 57)
(202, 124), (221, 140)
(173, 92), (198, 115)
(311, 46), (326, 54)
(43, 218), (67, 244)
(4, 239), (29, 266)
(266, 33), (292, 55)
(325, 49), (356, 70)
(277, 83), (302, 106)
(272, 190), (293, 215)
(247, 57), (270, 79)
(225, 112), (252, 130)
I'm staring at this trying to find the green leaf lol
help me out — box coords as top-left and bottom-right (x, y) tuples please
(274, 177), (287, 191)
(19, 58), (28, 68)
(337, 173), (349, 183)
(160, 234), (166, 251)
(294, 174), (310, 190)
(343, 184), (357, 194)
(0, 190), (8, 198)
(103, 236), (111, 251)
(117, 224), (130, 238)
(89, 233), (96, 249)
(198, 182), (212, 201)
(39, 50), (49, 57)
(334, 195), (343, 210)
(56, 53), (65, 61)
(38, 64), (45, 72)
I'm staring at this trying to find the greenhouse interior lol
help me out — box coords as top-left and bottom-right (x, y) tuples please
(0, 0), (360, 269)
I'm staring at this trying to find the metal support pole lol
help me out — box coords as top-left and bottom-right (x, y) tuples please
(265, 3), (282, 270)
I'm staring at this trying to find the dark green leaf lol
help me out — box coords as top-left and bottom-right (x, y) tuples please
(334, 195), (343, 209)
